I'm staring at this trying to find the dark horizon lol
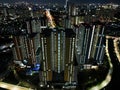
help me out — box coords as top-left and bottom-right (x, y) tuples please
(0, 0), (120, 4)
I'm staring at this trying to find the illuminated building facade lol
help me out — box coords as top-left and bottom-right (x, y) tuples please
(40, 28), (76, 85)
(75, 23), (105, 66)
(12, 18), (42, 65)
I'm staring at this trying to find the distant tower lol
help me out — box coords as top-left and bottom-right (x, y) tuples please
(65, 0), (68, 11)
(3, 8), (8, 18)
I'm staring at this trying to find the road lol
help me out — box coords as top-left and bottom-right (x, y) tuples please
(0, 82), (33, 90)
(113, 37), (120, 62)
(88, 36), (113, 90)
(106, 36), (120, 90)
(0, 67), (36, 90)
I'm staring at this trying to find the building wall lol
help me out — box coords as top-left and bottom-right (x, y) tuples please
(12, 19), (42, 65)
(40, 28), (76, 83)
(75, 24), (105, 65)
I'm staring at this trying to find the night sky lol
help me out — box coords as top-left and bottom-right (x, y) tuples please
(0, 0), (120, 4)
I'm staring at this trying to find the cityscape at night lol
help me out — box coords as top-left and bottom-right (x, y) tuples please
(0, 0), (120, 90)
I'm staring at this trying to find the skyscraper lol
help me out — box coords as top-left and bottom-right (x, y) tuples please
(40, 28), (76, 86)
(12, 18), (42, 65)
(75, 23), (105, 67)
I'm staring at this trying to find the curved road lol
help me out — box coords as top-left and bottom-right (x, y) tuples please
(0, 66), (36, 90)
(88, 36), (113, 90)
(0, 82), (33, 90)
(113, 38), (120, 62)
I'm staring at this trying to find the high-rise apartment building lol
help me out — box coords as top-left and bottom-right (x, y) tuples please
(40, 28), (76, 86)
(12, 18), (43, 65)
(75, 23), (105, 66)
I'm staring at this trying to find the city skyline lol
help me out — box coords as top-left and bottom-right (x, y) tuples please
(0, 1), (120, 90)
(0, 0), (120, 4)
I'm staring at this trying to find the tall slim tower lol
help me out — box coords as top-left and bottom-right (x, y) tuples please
(65, 0), (68, 11)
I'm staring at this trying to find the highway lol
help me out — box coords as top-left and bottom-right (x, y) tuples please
(113, 37), (120, 62)
(106, 37), (120, 90)
(88, 36), (113, 90)
(0, 66), (36, 90)
(0, 82), (33, 90)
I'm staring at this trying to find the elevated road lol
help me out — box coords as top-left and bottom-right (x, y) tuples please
(0, 82), (33, 90)
(113, 37), (120, 62)
(88, 36), (113, 90)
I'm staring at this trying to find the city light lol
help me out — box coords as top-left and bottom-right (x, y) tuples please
(0, 82), (33, 90)
(0, 1), (120, 90)
(45, 9), (56, 28)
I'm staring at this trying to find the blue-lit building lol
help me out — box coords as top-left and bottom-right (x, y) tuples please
(75, 23), (105, 66)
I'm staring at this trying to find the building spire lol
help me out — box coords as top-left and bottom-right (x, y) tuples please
(65, 0), (68, 11)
